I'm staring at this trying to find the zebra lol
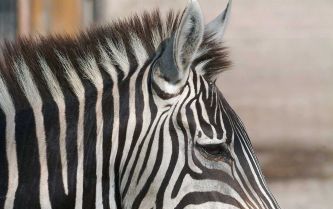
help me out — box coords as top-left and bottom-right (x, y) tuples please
(0, 0), (281, 208)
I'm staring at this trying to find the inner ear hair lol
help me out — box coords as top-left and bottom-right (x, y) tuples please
(174, 0), (204, 72)
(151, 0), (205, 98)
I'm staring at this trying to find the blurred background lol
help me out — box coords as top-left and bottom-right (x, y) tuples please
(0, 0), (332, 208)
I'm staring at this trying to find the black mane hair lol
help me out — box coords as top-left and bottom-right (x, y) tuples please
(0, 10), (230, 109)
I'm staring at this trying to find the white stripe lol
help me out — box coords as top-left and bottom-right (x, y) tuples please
(194, 59), (210, 75)
(151, 29), (162, 49)
(185, 74), (204, 174)
(99, 46), (119, 209)
(124, 78), (168, 203)
(161, 17), (170, 38)
(235, 125), (275, 208)
(230, 132), (266, 208)
(132, 114), (166, 208)
(172, 174), (249, 209)
(220, 105), (261, 208)
(218, 99), (227, 142)
(78, 55), (104, 209)
(214, 91), (219, 123)
(14, 59), (52, 209)
(120, 65), (152, 193)
(57, 54), (85, 209)
(0, 76), (18, 209)
(140, 79), (195, 207)
(228, 135), (257, 209)
(198, 93), (218, 140)
(119, 34), (149, 180)
(106, 38), (130, 79)
(108, 70), (119, 209)
(130, 34), (148, 67)
(236, 122), (278, 208)
(39, 57), (69, 194)
(184, 202), (239, 209)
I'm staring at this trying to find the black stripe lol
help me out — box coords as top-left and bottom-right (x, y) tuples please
(14, 108), (41, 209)
(23, 50), (69, 209)
(222, 93), (269, 207)
(170, 90), (195, 199)
(122, 110), (165, 197)
(195, 94), (214, 138)
(174, 192), (244, 209)
(136, 111), (163, 183)
(234, 161), (261, 208)
(120, 67), (145, 182)
(82, 77), (98, 209)
(43, 100), (68, 209)
(132, 118), (166, 209)
(64, 91), (79, 209)
(155, 114), (179, 209)
(189, 155), (256, 209)
(101, 71), (114, 209)
(234, 126), (271, 208)
(151, 80), (184, 100)
(135, 99), (166, 183)
(220, 99), (232, 143)
(1, 57), (42, 209)
(221, 96), (264, 208)
(114, 80), (130, 208)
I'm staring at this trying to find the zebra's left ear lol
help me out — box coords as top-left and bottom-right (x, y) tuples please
(205, 0), (232, 42)
(174, 0), (204, 74)
(152, 0), (204, 98)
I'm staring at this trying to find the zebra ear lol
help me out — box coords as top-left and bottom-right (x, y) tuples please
(174, 0), (204, 74)
(205, 0), (232, 42)
(152, 0), (204, 98)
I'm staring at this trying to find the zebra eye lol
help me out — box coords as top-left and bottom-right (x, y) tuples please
(197, 142), (234, 162)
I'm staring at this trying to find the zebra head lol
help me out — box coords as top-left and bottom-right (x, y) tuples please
(0, 0), (282, 208)
(120, 0), (281, 209)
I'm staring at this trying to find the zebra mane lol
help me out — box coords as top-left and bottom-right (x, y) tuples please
(0, 10), (230, 109)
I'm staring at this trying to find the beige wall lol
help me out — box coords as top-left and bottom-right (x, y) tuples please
(219, 0), (333, 148)
(99, 0), (333, 149)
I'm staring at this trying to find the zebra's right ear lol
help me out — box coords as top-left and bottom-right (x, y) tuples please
(205, 0), (232, 42)
(152, 0), (204, 99)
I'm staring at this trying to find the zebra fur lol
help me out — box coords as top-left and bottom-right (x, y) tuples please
(0, 1), (280, 209)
